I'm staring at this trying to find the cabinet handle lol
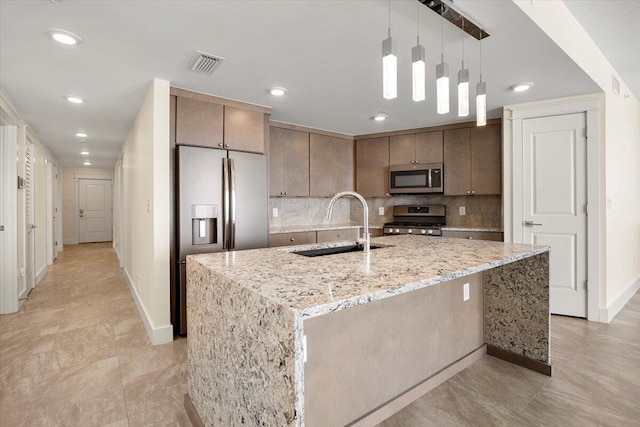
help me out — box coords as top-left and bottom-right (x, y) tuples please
(467, 236), (473, 240)
(471, 190), (475, 195)
(467, 190), (471, 195)
(225, 144), (230, 148)
(337, 234), (341, 238)
(290, 238), (295, 242)
(218, 143), (223, 147)
(284, 192), (288, 196)
(415, 160), (420, 164)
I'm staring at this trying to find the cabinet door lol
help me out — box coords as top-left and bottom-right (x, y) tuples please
(309, 134), (334, 197)
(443, 128), (471, 195)
(316, 228), (359, 243)
(269, 128), (285, 196)
(224, 106), (265, 153)
(470, 125), (501, 195)
(332, 138), (354, 195)
(282, 129), (310, 197)
(175, 97), (223, 148)
(415, 131), (443, 164)
(268, 231), (316, 247)
(389, 134), (416, 166)
(356, 137), (389, 197)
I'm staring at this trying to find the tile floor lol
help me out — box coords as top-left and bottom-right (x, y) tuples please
(1, 242), (638, 426)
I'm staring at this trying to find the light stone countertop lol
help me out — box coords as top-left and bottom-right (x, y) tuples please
(442, 226), (504, 233)
(189, 235), (548, 320)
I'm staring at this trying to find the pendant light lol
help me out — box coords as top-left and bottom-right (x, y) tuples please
(412, 2), (425, 102)
(457, 19), (469, 117)
(382, 0), (397, 100)
(476, 28), (487, 126)
(436, 15), (449, 114)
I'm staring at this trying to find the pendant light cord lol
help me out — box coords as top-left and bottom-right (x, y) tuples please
(461, 18), (465, 68)
(441, 12), (444, 62)
(388, 0), (391, 38)
(416, 1), (420, 44)
(479, 28), (483, 82)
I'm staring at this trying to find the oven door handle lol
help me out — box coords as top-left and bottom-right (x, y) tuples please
(428, 169), (433, 188)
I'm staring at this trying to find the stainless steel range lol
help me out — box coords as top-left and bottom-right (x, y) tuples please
(383, 205), (446, 236)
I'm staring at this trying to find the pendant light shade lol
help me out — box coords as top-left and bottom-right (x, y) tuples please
(458, 67), (469, 117)
(436, 58), (450, 114)
(382, 37), (397, 100)
(476, 79), (487, 126)
(412, 44), (426, 102)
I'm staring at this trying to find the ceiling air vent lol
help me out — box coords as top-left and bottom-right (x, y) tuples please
(188, 51), (225, 75)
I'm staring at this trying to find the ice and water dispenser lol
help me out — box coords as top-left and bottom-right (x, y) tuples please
(191, 204), (217, 245)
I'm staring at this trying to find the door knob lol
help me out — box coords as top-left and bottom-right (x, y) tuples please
(523, 220), (542, 227)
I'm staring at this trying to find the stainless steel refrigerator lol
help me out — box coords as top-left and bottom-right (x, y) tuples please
(174, 145), (268, 335)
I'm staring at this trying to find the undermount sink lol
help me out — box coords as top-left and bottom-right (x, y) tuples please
(292, 243), (385, 257)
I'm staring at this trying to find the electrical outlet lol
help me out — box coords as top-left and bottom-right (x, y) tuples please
(272, 207), (278, 218)
(463, 283), (470, 301)
(459, 206), (466, 216)
(378, 207), (385, 216)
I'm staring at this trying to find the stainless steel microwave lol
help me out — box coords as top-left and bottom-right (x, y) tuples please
(389, 163), (444, 194)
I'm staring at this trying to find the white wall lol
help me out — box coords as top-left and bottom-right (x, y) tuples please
(60, 167), (114, 244)
(514, 0), (640, 318)
(119, 79), (171, 345)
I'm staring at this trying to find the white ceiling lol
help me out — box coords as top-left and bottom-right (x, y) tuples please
(0, 0), (604, 168)
(563, 0), (640, 100)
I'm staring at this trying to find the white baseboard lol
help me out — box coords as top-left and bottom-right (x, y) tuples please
(35, 266), (47, 285)
(63, 239), (78, 245)
(123, 268), (173, 345)
(113, 246), (123, 268)
(599, 277), (640, 323)
(57, 244), (63, 252)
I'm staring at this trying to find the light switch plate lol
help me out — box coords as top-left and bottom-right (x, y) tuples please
(459, 206), (466, 216)
(463, 283), (470, 301)
(272, 208), (278, 218)
(378, 207), (385, 216)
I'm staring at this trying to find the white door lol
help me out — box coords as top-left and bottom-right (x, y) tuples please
(24, 139), (36, 293)
(78, 178), (113, 243)
(522, 113), (587, 317)
(52, 164), (59, 260)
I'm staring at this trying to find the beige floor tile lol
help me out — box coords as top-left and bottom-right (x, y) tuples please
(52, 323), (118, 369)
(123, 363), (187, 417)
(118, 339), (187, 382)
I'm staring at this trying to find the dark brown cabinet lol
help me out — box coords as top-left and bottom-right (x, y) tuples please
(443, 124), (501, 195)
(356, 137), (389, 198)
(269, 127), (310, 197)
(310, 135), (354, 197)
(268, 231), (316, 247)
(175, 97), (224, 148)
(442, 230), (503, 241)
(390, 131), (443, 166)
(224, 106), (265, 153)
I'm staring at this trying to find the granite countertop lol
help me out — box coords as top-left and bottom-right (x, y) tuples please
(442, 226), (504, 233)
(189, 235), (548, 319)
(269, 223), (384, 234)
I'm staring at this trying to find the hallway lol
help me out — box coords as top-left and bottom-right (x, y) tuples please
(1, 243), (638, 426)
(0, 243), (189, 426)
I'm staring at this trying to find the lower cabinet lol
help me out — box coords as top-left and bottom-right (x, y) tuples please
(441, 230), (503, 241)
(316, 228), (359, 243)
(269, 228), (362, 247)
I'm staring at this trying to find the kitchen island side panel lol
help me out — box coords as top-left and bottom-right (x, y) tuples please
(186, 258), (297, 426)
(484, 252), (550, 363)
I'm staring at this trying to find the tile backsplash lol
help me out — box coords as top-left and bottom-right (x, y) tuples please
(270, 195), (502, 229)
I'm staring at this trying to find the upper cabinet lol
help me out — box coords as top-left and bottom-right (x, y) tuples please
(309, 135), (354, 197)
(356, 137), (389, 198)
(389, 131), (443, 166)
(443, 124), (501, 196)
(175, 97), (224, 148)
(224, 106), (265, 153)
(269, 127), (310, 197)
(173, 91), (267, 153)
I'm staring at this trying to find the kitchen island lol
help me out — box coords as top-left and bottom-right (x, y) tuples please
(185, 235), (550, 427)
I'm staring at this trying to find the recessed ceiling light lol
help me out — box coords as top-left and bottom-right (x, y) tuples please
(83, 161), (91, 166)
(512, 82), (534, 92)
(373, 112), (388, 122)
(66, 96), (85, 104)
(269, 87), (287, 96)
(80, 150), (89, 155)
(75, 132), (88, 138)
(49, 29), (82, 46)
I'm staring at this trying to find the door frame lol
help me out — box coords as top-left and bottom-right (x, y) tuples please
(503, 94), (602, 322)
(0, 125), (19, 314)
(74, 173), (113, 244)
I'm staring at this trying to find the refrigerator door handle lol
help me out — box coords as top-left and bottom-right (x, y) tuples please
(222, 157), (230, 249)
(229, 158), (236, 249)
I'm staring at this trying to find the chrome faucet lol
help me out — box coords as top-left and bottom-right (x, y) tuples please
(326, 191), (370, 253)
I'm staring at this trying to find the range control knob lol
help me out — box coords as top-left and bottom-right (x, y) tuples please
(421, 229), (426, 235)
(427, 229), (434, 235)
(407, 229), (413, 234)
(385, 228), (393, 234)
(394, 228), (400, 234)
